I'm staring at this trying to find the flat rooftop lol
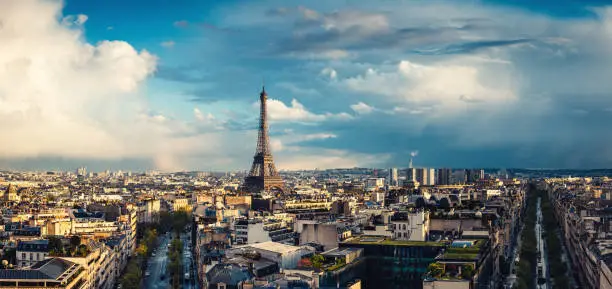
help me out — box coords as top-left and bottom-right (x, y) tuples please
(242, 241), (303, 254)
(341, 236), (445, 247)
(439, 239), (485, 261)
(322, 247), (363, 258)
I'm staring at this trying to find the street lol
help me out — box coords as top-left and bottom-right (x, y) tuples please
(536, 197), (549, 289)
(144, 235), (170, 289)
(180, 232), (198, 289)
(504, 190), (526, 289)
(504, 223), (523, 289)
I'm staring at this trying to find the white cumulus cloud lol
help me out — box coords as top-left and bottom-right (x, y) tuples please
(0, 0), (159, 160)
(342, 59), (516, 115)
(266, 98), (351, 122)
(320, 67), (338, 80)
(350, 102), (375, 114)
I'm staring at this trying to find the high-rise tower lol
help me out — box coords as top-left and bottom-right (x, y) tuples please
(244, 86), (284, 193)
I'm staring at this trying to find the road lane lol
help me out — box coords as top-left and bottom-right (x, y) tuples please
(180, 232), (193, 289)
(144, 235), (170, 289)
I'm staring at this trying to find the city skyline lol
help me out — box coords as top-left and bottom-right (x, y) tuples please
(3, 0), (612, 171)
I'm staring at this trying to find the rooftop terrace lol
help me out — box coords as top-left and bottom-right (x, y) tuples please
(341, 236), (445, 247)
(439, 239), (485, 261)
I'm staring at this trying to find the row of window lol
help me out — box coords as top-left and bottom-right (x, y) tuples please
(19, 252), (46, 262)
(395, 232), (412, 239)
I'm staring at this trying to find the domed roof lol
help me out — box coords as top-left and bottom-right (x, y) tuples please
(6, 184), (17, 195)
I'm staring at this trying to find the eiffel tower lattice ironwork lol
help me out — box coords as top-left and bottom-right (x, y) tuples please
(244, 86), (284, 193)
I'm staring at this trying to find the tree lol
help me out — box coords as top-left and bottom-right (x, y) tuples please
(136, 244), (148, 258)
(76, 245), (88, 257)
(121, 259), (142, 289)
(70, 236), (81, 248)
(48, 237), (63, 255)
(167, 238), (183, 289)
(415, 197), (426, 208)
(439, 197), (451, 209)
(158, 211), (173, 233)
(143, 228), (158, 253)
(172, 210), (190, 235)
(311, 254), (325, 269)
(461, 265), (474, 279)
(427, 263), (444, 278)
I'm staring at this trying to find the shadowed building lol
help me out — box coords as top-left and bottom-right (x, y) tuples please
(243, 87), (284, 193)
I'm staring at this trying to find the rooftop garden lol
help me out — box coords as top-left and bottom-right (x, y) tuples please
(298, 254), (348, 272)
(48, 236), (91, 257)
(440, 240), (484, 261)
(324, 259), (346, 272)
(441, 252), (479, 260)
(342, 236), (446, 247)
(426, 262), (475, 281)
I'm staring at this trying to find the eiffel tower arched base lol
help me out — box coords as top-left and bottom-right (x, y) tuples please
(243, 175), (285, 194)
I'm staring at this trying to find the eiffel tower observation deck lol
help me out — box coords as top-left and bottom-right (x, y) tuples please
(243, 86), (284, 193)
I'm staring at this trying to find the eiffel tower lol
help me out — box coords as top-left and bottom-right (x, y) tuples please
(243, 86), (284, 193)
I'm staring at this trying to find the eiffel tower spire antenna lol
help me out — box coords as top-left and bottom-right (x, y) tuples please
(243, 85), (284, 193)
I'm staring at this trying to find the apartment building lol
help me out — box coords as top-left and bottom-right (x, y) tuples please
(234, 218), (295, 245)
(59, 240), (108, 289)
(104, 235), (129, 286)
(16, 239), (49, 268)
(137, 199), (160, 224)
(172, 197), (190, 212)
(0, 258), (86, 289)
(70, 211), (118, 238)
(390, 210), (430, 241)
(118, 207), (137, 256)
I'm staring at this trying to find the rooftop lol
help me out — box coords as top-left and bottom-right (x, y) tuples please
(242, 241), (304, 255)
(341, 236), (445, 247)
(439, 239), (484, 261)
(0, 258), (81, 282)
(322, 247), (363, 258)
(17, 239), (49, 252)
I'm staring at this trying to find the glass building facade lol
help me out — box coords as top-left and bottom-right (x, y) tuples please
(320, 243), (442, 289)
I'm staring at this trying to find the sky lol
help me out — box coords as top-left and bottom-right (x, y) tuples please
(2, 0), (612, 171)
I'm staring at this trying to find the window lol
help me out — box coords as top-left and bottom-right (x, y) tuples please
(21, 253), (26, 259)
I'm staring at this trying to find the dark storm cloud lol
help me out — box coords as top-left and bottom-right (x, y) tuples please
(411, 39), (532, 55)
(275, 25), (481, 55)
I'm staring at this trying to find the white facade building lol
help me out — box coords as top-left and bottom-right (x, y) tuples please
(388, 168), (399, 186)
(16, 240), (49, 268)
(391, 211), (430, 241)
(234, 219), (294, 245)
(232, 241), (315, 269)
(137, 199), (160, 224)
(365, 178), (385, 191)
